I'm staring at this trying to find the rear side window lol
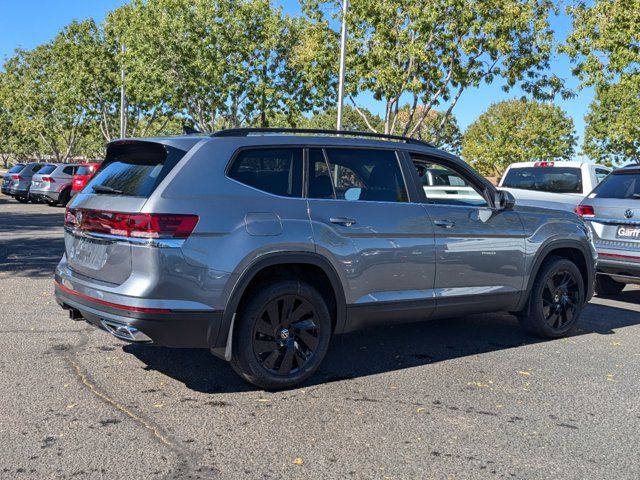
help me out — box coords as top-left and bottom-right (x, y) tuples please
(308, 148), (408, 203)
(31, 164), (44, 173)
(591, 172), (640, 199)
(228, 148), (303, 197)
(8, 164), (25, 174)
(62, 166), (77, 175)
(86, 142), (186, 197)
(76, 165), (94, 175)
(38, 164), (57, 175)
(595, 168), (610, 183)
(501, 167), (583, 193)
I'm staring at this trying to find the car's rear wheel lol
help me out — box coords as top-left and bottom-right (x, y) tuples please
(58, 189), (71, 206)
(518, 256), (584, 338)
(594, 275), (625, 296)
(230, 279), (332, 390)
(15, 195), (29, 203)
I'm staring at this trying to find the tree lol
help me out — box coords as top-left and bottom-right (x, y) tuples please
(394, 106), (462, 154)
(462, 99), (577, 176)
(300, 105), (383, 131)
(305, 0), (566, 137)
(564, 0), (640, 165)
(583, 79), (640, 166)
(112, 0), (336, 132)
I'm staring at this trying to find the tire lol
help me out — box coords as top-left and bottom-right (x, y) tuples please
(518, 256), (585, 338)
(230, 279), (332, 390)
(15, 196), (29, 203)
(594, 275), (625, 296)
(58, 189), (71, 206)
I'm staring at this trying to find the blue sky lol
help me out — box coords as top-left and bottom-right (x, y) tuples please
(0, 0), (593, 151)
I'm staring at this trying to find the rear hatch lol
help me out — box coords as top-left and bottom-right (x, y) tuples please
(579, 169), (640, 253)
(31, 164), (58, 190)
(64, 140), (190, 284)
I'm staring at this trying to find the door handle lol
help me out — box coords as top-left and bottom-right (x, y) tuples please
(433, 219), (455, 228)
(330, 217), (357, 226)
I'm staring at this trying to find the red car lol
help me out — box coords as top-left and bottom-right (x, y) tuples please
(71, 162), (101, 197)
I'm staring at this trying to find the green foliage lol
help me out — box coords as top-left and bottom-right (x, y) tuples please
(583, 78), (640, 166)
(305, 0), (564, 137)
(394, 106), (462, 154)
(564, 0), (640, 165)
(462, 99), (577, 176)
(300, 105), (383, 131)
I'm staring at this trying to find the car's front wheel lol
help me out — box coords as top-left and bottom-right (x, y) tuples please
(230, 279), (332, 390)
(518, 256), (585, 338)
(594, 275), (625, 296)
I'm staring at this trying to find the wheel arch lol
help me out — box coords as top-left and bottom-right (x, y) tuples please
(517, 240), (594, 311)
(210, 252), (347, 358)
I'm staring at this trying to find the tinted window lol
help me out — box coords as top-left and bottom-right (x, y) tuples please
(76, 165), (95, 175)
(591, 172), (640, 199)
(31, 164), (44, 173)
(502, 167), (583, 193)
(595, 168), (610, 183)
(37, 164), (57, 175)
(414, 160), (487, 207)
(228, 148), (302, 197)
(308, 148), (408, 203)
(87, 142), (185, 197)
(8, 164), (25, 174)
(62, 166), (77, 175)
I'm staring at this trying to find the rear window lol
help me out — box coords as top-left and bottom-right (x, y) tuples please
(228, 148), (303, 197)
(86, 142), (186, 197)
(8, 164), (25, 174)
(591, 172), (640, 199)
(76, 165), (95, 175)
(38, 165), (57, 175)
(502, 167), (583, 193)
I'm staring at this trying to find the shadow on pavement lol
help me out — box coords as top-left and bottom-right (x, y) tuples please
(124, 299), (640, 394)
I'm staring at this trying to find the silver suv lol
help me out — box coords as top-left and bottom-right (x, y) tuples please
(576, 164), (640, 295)
(54, 129), (596, 389)
(30, 163), (79, 206)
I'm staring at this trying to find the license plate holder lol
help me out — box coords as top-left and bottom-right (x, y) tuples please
(70, 239), (108, 270)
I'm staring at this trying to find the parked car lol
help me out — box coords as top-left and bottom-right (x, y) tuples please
(30, 163), (79, 206)
(8, 162), (47, 202)
(2, 163), (26, 196)
(499, 161), (611, 211)
(55, 129), (596, 389)
(576, 164), (640, 295)
(71, 162), (101, 197)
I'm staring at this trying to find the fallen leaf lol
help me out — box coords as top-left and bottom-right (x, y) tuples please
(611, 342), (621, 346)
(416, 407), (425, 413)
(293, 458), (304, 466)
(256, 399), (270, 403)
(153, 403), (164, 408)
(66, 403), (76, 409)
(518, 371), (531, 376)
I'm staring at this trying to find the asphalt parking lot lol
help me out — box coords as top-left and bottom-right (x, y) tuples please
(1, 197), (639, 479)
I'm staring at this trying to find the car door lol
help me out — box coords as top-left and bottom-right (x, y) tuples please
(409, 154), (526, 316)
(306, 147), (436, 328)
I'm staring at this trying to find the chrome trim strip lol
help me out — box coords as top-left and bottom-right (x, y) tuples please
(64, 226), (185, 248)
(586, 217), (640, 226)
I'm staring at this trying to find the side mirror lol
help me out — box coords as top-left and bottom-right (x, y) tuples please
(495, 190), (516, 210)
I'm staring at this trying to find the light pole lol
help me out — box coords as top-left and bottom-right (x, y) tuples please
(336, 0), (348, 131)
(119, 43), (127, 139)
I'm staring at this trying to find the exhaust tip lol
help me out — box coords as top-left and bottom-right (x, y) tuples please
(100, 320), (152, 343)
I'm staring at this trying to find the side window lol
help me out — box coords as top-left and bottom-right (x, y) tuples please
(32, 164), (43, 173)
(63, 166), (76, 175)
(228, 148), (303, 198)
(413, 158), (488, 207)
(308, 148), (408, 203)
(595, 168), (610, 184)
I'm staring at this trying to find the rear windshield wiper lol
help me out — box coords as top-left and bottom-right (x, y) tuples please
(92, 185), (123, 195)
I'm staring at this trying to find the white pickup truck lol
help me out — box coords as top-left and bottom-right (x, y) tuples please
(498, 161), (612, 211)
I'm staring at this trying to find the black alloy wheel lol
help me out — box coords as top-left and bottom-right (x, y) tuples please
(231, 279), (332, 389)
(518, 256), (585, 338)
(252, 294), (320, 376)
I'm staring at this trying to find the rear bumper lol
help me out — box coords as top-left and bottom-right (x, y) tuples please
(1, 185), (11, 195)
(597, 254), (640, 284)
(54, 280), (222, 348)
(30, 188), (60, 202)
(9, 187), (28, 197)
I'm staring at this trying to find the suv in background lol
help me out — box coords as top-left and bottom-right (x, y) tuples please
(499, 161), (611, 211)
(71, 162), (101, 197)
(2, 163), (26, 196)
(55, 129), (596, 389)
(30, 163), (79, 206)
(8, 162), (46, 203)
(576, 164), (640, 295)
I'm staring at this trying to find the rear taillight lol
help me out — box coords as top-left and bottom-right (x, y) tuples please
(42, 176), (55, 183)
(11, 174), (22, 181)
(575, 205), (595, 217)
(65, 208), (199, 239)
(534, 162), (555, 167)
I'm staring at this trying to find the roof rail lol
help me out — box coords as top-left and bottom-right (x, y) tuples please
(210, 127), (435, 148)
